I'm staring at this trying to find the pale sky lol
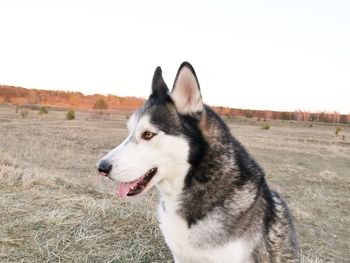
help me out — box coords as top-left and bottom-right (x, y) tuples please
(0, 0), (349, 113)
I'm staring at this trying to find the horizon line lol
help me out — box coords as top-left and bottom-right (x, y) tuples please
(1, 83), (349, 115)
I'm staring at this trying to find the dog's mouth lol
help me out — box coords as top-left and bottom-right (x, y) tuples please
(117, 167), (158, 198)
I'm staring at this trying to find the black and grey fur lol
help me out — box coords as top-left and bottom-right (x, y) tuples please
(98, 62), (300, 263)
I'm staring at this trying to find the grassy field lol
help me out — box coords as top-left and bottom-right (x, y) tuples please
(0, 104), (349, 263)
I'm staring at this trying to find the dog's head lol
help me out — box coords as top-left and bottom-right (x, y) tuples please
(97, 62), (205, 197)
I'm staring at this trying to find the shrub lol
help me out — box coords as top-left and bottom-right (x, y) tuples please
(335, 127), (341, 136)
(93, 98), (108, 110)
(20, 109), (29, 118)
(243, 110), (254, 118)
(66, 109), (75, 120)
(261, 122), (270, 130)
(225, 115), (233, 122)
(38, 106), (48, 115)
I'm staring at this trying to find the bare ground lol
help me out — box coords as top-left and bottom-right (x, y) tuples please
(0, 104), (349, 262)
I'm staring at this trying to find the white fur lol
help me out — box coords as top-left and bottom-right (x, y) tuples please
(171, 66), (203, 114)
(158, 193), (254, 263)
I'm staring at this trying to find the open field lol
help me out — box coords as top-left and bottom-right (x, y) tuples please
(0, 104), (349, 262)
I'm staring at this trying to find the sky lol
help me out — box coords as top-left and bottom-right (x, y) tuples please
(0, 0), (349, 114)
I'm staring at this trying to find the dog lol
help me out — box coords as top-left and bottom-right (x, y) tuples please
(97, 62), (300, 263)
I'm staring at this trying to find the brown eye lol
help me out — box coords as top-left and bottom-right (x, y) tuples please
(142, 131), (156, 140)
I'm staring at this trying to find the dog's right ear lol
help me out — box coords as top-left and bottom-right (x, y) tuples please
(171, 62), (203, 115)
(150, 66), (169, 99)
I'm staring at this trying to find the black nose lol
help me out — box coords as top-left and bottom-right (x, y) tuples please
(98, 160), (112, 176)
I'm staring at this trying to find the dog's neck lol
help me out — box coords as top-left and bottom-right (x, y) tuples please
(156, 162), (189, 199)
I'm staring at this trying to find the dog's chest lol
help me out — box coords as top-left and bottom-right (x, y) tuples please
(157, 200), (250, 263)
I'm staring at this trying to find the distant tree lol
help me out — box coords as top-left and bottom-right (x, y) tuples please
(281, 112), (293, 120)
(309, 113), (317, 122)
(93, 98), (108, 110)
(318, 112), (328, 123)
(340, 115), (348, 124)
(38, 106), (48, 115)
(66, 109), (75, 120)
(243, 110), (254, 118)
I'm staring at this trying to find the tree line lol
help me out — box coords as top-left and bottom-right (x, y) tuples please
(0, 85), (144, 110)
(213, 106), (350, 124)
(1, 85), (349, 124)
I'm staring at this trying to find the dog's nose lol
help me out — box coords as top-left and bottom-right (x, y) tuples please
(98, 160), (112, 176)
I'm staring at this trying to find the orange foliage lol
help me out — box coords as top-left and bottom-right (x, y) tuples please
(0, 85), (144, 110)
(11, 97), (28, 105)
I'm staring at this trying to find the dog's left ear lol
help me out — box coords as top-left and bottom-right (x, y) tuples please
(171, 62), (203, 114)
(150, 66), (169, 98)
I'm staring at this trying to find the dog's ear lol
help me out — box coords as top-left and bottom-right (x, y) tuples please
(150, 66), (169, 98)
(171, 62), (203, 114)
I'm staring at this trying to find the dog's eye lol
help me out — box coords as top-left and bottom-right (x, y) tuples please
(142, 131), (156, 140)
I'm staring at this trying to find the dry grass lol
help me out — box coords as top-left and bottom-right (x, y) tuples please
(0, 104), (349, 262)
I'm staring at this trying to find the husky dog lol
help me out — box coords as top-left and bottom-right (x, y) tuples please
(97, 62), (300, 263)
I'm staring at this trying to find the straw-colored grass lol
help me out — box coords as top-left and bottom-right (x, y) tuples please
(0, 104), (349, 262)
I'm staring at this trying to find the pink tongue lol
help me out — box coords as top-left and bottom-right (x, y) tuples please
(117, 179), (142, 198)
(118, 183), (130, 198)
